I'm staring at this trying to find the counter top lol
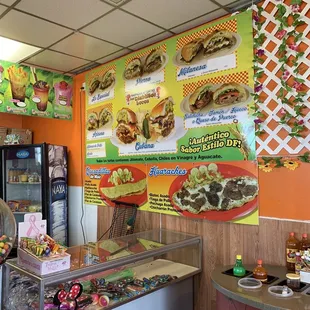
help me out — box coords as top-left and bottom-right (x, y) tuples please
(211, 265), (310, 310)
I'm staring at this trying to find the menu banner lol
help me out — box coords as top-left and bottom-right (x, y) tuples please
(0, 60), (73, 120)
(84, 160), (258, 225)
(85, 11), (254, 165)
(84, 11), (258, 225)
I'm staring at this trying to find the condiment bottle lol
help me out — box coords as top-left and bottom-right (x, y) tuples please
(300, 233), (310, 255)
(286, 232), (300, 272)
(233, 255), (246, 277)
(253, 259), (267, 282)
(295, 252), (302, 275)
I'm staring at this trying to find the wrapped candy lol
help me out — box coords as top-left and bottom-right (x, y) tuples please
(19, 234), (66, 258)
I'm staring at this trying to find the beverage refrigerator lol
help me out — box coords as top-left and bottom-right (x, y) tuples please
(0, 143), (68, 254)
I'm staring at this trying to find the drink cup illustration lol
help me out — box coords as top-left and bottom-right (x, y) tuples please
(54, 81), (72, 106)
(7, 65), (29, 106)
(32, 80), (50, 111)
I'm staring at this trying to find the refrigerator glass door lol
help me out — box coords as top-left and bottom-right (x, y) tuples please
(3, 146), (43, 222)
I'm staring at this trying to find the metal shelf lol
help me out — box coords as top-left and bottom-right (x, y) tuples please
(7, 182), (41, 185)
(13, 211), (42, 215)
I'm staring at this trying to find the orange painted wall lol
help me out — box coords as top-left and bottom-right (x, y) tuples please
(0, 113), (23, 128)
(259, 163), (310, 220)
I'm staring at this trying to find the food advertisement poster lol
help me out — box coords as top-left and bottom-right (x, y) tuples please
(84, 11), (258, 225)
(84, 161), (258, 225)
(0, 59), (73, 120)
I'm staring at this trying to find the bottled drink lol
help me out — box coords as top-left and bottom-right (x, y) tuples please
(286, 232), (300, 272)
(300, 234), (310, 255)
(253, 259), (267, 282)
(233, 255), (246, 277)
(295, 252), (302, 275)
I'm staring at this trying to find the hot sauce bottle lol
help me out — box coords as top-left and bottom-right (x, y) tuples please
(233, 255), (246, 277)
(286, 232), (300, 272)
(253, 259), (267, 282)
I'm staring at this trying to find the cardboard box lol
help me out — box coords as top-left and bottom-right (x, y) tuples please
(18, 248), (70, 276)
(300, 269), (310, 284)
(6, 128), (32, 145)
(17, 213), (70, 276)
(0, 127), (7, 145)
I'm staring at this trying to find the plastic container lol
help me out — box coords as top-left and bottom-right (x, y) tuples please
(238, 278), (262, 289)
(286, 273), (300, 289)
(268, 286), (293, 298)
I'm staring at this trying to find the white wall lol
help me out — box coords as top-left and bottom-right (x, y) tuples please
(68, 186), (97, 246)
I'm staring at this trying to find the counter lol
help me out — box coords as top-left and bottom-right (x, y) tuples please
(212, 265), (310, 310)
(2, 229), (202, 310)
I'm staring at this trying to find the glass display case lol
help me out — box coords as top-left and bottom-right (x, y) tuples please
(2, 229), (202, 310)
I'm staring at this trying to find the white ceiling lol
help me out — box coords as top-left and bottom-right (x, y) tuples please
(0, 0), (253, 74)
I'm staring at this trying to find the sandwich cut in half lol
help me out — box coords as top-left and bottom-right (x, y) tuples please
(188, 84), (213, 112)
(144, 49), (165, 73)
(149, 97), (175, 139)
(213, 83), (247, 106)
(98, 108), (112, 128)
(88, 77), (100, 95)
(100, 70), (115, 91)
(181, 38), (204, 63)
(87, 112), (99, 131)
(116, 108), (140, 144)
(203, 30), (237, 57)
(124, 58), (143, 80)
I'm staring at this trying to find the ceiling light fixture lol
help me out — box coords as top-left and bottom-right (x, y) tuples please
(0, 36), (41, 63)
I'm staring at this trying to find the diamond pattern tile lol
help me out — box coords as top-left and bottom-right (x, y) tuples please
(0, 0), (15, 6)
(123, 0), (219, 29)
(0, 10), (72, 47)
(171, 9), (227, 34)
(129, 32), (172, 50)
(0, 4), (6, 14)
(97, 49), (131, 63)
(16, 0), (113, 29)
(51, 33), (121, 61)
(26, 50), (89, 72)
(81, 10), (162, 46)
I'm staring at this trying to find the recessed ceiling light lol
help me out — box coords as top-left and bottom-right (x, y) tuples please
(0, 36), (41, 63)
